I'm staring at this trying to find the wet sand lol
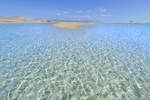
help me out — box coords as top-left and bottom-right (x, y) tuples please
(53, 22), (96, 29)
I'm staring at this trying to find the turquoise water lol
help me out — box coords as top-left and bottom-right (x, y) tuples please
(0, 23), (150, 100)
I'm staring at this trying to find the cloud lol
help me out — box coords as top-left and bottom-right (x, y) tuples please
(71, 15), (93, 20)
(76, 10), (83, 14)
(63, 11), (69, 14)
(100, 14), (112, 17)
(98, 8), (107, 12)
(76, 9), (92, 14)
(56, 13), (61, 16)
(56, 11), (69, 16)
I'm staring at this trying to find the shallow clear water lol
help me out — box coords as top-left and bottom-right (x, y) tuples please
(0, 23), (150, 100)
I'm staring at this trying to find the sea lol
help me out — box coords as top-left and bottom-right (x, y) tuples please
(0, 23), (150, 100)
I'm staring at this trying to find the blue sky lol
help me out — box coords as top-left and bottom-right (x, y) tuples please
(0, 0), (150, 22)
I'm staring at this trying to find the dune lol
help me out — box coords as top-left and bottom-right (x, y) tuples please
(53, 22), (96, 29)
(0, 16), (48, 23)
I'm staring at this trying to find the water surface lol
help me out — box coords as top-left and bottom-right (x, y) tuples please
(0, 23), (150, 100)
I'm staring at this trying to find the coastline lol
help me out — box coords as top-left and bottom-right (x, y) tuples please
(0, 22), (49, 24)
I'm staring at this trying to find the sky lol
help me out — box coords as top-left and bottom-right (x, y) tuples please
(0, 0), (150, 22)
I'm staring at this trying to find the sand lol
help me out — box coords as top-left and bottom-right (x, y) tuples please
(53, 22), (96, 29)
(0, 16), (48, 23)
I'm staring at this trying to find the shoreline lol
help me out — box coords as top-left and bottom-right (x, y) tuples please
(0, 22), (49, 24)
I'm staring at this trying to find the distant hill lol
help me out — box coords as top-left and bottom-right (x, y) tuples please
(0, 16), (48, 23)
(0, 16), (98, 23)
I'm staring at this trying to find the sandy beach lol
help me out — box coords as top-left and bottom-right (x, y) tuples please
(53, 22), (96, 29)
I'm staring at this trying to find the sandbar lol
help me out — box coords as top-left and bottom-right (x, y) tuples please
(53, 22), (96, 29)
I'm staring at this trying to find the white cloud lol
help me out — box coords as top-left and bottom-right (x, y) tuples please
(100, 14), (112, 17)
(98, 8), (107, 12)
(72, 15), (93, 20)
(63, 11), (69, 14)
(56, 13), (61, 16)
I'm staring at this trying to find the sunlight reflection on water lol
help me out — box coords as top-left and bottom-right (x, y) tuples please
(0, 23), (150, 100)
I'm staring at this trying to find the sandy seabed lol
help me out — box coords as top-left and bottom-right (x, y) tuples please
(0, 23), (150, 100)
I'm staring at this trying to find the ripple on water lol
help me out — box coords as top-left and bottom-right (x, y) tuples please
(0, 24), (150, 100)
